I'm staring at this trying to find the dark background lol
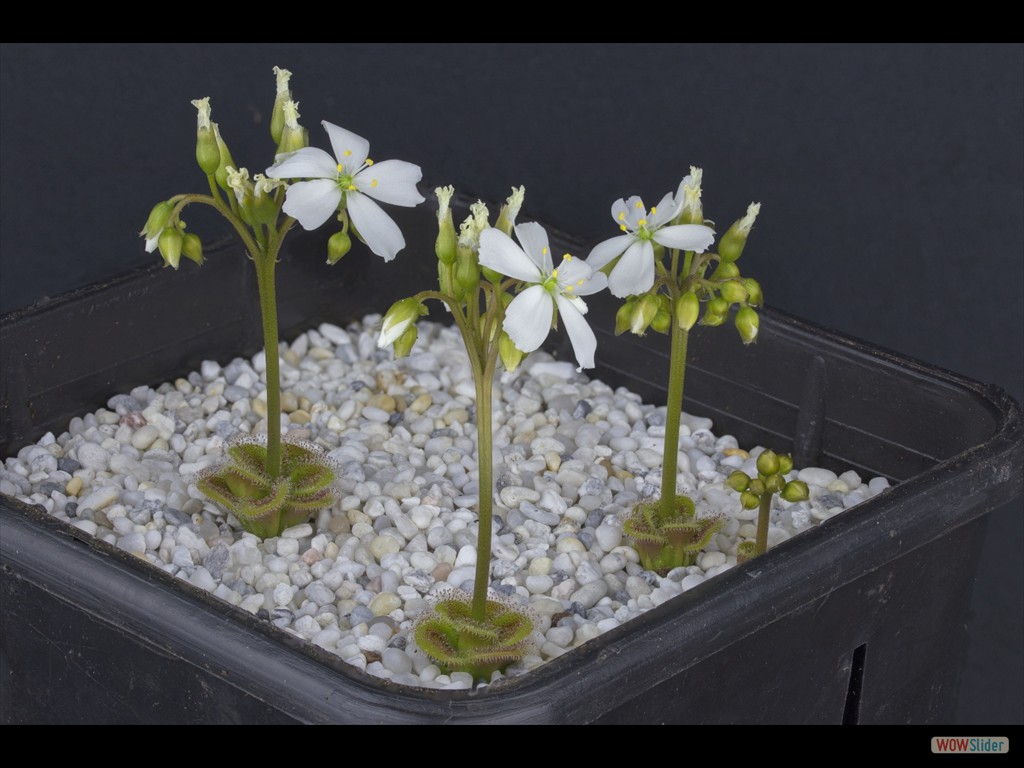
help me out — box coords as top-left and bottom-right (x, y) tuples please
(1, 43), (1021, 724)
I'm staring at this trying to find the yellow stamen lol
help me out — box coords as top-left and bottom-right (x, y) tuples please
(619, 224), (628, 232)
(343, 150), (352, 157)
(337, 163), (343, 173)
(552, 269), (558, 278)
(618, 212), (626, 221)
(348, 184), (357, 191)
(638, 219), (647, 227)
(651, 206), (657, 215)
(365, 158), (374, 166)
(371, 179), (378, 187)
(577, 278), (584, 285)
(542, 247), (548, 255)
(563, 254), (572, 261)
(566, 285), (574, 292)
(634, 200), (643, 209)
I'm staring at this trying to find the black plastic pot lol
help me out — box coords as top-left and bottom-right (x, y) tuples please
(2, 203), (1022, 723)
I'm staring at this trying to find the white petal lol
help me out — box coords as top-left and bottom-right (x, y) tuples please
(266, 147), (338, 180)
(144, 235), (159, 253)
(586, 234), (634, 269)
(555, 294), (598, 371)
(608, 240), (655, 298)
(514, 222), (553, 274)
(354, 159), (424, 206)
(346, 193), (406, 261)
(282, 179), (342, 231)
(648, 191), (681, 228)
(555, 255), (607, 297)
(503, 285), (553, 354)
(653, 223), (716, 253)
(322, 121), (369, 174)
(478, 229), (543, 283)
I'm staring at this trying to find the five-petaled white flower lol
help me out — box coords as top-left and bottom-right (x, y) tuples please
(266, 121), (424, 261)
(586, 191), (716, 298)
(478, 222), (607, 371)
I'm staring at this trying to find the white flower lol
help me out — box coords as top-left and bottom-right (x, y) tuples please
(266, 121), (424, 261)
(478, 222), (607, 371)
(586, 191), (716, 298)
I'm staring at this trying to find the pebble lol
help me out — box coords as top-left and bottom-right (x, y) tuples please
(1, 315), (886, 695)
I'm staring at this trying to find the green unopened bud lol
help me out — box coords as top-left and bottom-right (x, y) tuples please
(158, 227), (183, 269)
(765, 473), (785, 494)
(276, 100), (307, 155)
(140, 201), (174, 243)
(327, 231), (352, 264)
(494, 185), (525, 236)
(726, 471), (751, 493)
(182, 232), (203, 265)
(735, 306), (759, 345)
(719, 202), (760, 263)
(270, 66), (292, 145)
(676, 291), (700, 331)
(781, 480), (810, 503)
(742, 277), (763, 307)
(675, 166), (704, 225)
(702, 296), (729, 327)
(438, 260), (456, 298)
(711, 261), (741, 281)
(756, 449), (780, 477)
(651, 295), (672, 334)
(213, 123), (236, 192)
(378, 297), (425, 350)
(748, 478), (766, 496)
(455, 251), (480, 295)
(499, 332), (525, 372)
(434, 186), (457, 265)
(778, 454), (794, 475)
(614, 300), (634, 336)
(720, 280), (749, 304)
(392, 324), (418, 358)
(630, 294), (660, 336)
(191, 97), (220, 175)
(740, 491), (760, 510)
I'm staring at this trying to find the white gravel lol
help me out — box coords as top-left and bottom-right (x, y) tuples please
(1, 316), (890, 690)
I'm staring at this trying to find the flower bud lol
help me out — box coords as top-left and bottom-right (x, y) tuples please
(494, 185), (525, 237)
(276, 100), (308, 155)
(434, 186), (457, 265)
(650, 295), (672, 334)
(711, 261), (741, 281)
(748, 478), (766, 496)
(726, 471), (750, 493)
(140, 201), (174, 252)
(327, 231), (352, 264)
(720, 280), (749, 305)
(182, 232), (204, 265)
(378, 298), (424, 349)
(437, 260), (456, 298)
(454, 251), (480, 296)
(702, 296), (729, 327)
(735, 306), (759, 345)
(392, 324), (418, 358)
(742, 277), (763, 307)
(676, 291), (700, 331)
(614, 300), (634, 336)
(213, 123), (236, 193)
(765, 473), (785, 494)
(719, 202), (760, 263)
(778, 454), (794, 475)
(630, 294), (660, 336)
(499, 331), (525, 372)
(158, 227), (183, 269)
(740, 491), (760, 510)
(270, 66), (292, 145)
(756, 449), (780, 477)
(781, 480), (810, 503)
(191, 98), (220, 175)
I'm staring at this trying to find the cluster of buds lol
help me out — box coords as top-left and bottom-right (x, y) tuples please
(726, 448), (809, 560)
(139, 199), (203, 269)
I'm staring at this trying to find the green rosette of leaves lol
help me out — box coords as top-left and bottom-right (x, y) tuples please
(623, 495), (725, 575)
(197, 435), (337, 539)
(413, 591), (534, 681)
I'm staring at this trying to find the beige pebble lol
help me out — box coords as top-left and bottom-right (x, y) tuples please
(544, 451), (562, 471)
(367, 393), (396, 412)
(289, 409), (311, 425)
(407, 393), (432, 414)
(282, 349), (300, 367)
(280, 392), (299, 413)
(251, 398), (268, 418)
(370, 592), (402, 616)
(443, 408), (468, 426)
(432, 562), (453, 582)
(65, 476), (83, 497)
(723, 448), (750, 459)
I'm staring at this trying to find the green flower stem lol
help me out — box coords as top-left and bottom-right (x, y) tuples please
(471, 352), (495, 621)
(755, 493), (771, 556)
(659, 312), (689, 518)
(254, 253), (282, 477)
